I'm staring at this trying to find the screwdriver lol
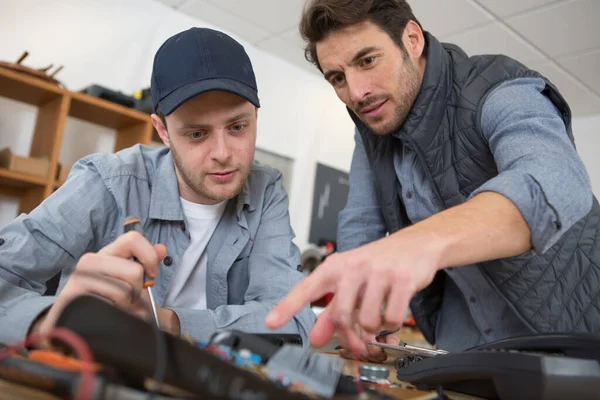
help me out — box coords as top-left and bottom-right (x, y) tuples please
(123, 216), (160, 328)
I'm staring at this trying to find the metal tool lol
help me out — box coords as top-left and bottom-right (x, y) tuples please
(334, 329), (400, 351)
(123, 216), (160, 328)
(367, 341), (448, 358)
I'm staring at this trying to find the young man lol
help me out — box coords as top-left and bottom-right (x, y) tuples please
(0, 27), (315, 345)
(266, 0), (600, 360)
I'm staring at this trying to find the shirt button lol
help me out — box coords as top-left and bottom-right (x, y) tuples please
(163, 256), (173, 266)
(406, 191), (413, 199)
(484, 328), (492, 335)
(180, 222), (186, 231)
(469, 296), (476, 303)
(0, 238), (4, 246)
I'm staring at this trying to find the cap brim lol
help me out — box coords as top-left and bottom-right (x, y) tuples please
(158, 78), (260, 115)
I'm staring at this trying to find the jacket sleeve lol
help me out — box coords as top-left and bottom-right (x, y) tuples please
(0, 157), (119, 344)
(168, 172), (316, 345)
(470, 77), (593, 254)
(337, 128), (388, 252)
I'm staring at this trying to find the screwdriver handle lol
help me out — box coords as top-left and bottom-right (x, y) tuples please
(123, 216), (155, 288)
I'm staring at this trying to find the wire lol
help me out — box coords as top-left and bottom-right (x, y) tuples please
(0, 327), (96, 400)
(146, 312), (167, 400)
(37, 270), (169, 398)
(33, 267), (169, 399)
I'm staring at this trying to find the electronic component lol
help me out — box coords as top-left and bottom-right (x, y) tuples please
(55, 295), (311, 399)
(359, 365), (389, 383)
(208, 330), (282, 363)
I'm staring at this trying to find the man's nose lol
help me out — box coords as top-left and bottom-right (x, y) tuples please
(347, 72), (372, 105)
(210, 132), (232, 163)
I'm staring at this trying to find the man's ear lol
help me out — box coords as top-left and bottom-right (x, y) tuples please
(151, 114), (170, 148)
(403, 20), (426, 60)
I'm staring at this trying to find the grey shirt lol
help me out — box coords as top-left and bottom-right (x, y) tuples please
(337, 77), (593, 352)
(0, 144), (316, 345)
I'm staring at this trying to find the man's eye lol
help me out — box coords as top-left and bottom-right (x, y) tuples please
(331, 75), (345, 85)
(231, 124), (246, 132)
(362, 56), (375, 67)
(190, 131), (205, 139)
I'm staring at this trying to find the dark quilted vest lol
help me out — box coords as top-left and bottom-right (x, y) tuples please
(351, 33), (600, 344)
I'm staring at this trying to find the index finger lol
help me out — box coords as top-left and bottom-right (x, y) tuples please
(98, 231), (160, 278)
(265, 267), (334, 330)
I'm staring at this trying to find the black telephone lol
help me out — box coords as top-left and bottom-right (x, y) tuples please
(394, 333), (600, 400)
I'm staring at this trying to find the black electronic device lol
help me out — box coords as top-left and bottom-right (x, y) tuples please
(256, 332), (303, 347)
(208, 330), (281, 363)
(394, 333), (600, 400)
(55, 295), (310, 400)
(80, 84), (135, 108)
(133, 87), (153, 114)
(208, 330), (302, 363)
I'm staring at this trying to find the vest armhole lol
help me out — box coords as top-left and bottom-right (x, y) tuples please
(475, 77), (574, 148)
(474, 78), (522, 145)
(541, 82), (575, 144)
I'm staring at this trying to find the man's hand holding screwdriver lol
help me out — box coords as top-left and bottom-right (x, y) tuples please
(30, 230), (180, 338)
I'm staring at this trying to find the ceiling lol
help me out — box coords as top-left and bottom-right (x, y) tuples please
(157, 0), (600, 117)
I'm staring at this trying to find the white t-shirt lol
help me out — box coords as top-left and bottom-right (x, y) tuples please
(163, 197), (227, 310)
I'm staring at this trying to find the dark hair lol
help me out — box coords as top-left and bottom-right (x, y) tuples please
(156, 106), (167, 129)
(300, 0), (422, 71)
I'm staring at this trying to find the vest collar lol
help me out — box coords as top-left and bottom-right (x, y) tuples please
(393, 32), (452, 149)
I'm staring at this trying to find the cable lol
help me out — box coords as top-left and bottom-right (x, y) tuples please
(37, 269), (169, 399)
(146, 315), (167, 400)
(31, 267), (169, 399)
(0, 327), (96, 400)
(436, 385), (450, 399)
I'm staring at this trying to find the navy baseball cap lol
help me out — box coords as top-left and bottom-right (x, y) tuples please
(151, 27), (260, 116)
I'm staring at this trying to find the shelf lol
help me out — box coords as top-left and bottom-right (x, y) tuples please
(0, 66), (63, 106)
(69, 91), (150, 130)
(0, 168), (48, 189)
(0, 65), (154, 214)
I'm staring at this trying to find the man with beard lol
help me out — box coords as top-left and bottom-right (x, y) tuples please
(266, 0), (600, 361)
(0, 27), (315, 345)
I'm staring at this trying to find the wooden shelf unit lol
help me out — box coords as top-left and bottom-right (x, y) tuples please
(0, 66), (153, 215)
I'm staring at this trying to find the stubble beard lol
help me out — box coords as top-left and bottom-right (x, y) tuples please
(365, 55), (421, 136)
(171, 145), (250, 203)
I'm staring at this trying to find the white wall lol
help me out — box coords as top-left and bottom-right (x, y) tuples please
(573, 115), (600, 196)
(0, 0), (356, 250)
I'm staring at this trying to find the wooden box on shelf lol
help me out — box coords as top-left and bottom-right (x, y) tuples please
(0, 148), (50, 178)
(0, 65), (153, 214)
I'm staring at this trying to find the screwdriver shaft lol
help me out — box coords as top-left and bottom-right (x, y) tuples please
(147, 287), (160, 328)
